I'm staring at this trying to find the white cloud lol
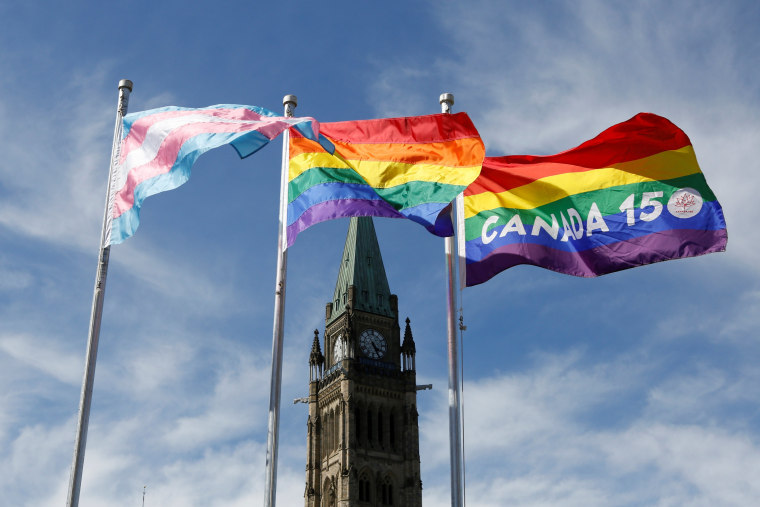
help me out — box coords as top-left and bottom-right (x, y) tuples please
(419, 347), (760, 506)
(0, 340), (287, 506)
(0, 260), (32, 291)
(0, 72), (111, 250)
(107, 240), (246, 317)
(121, 338), (195, 395)
(0, 333), (81, 385)
(654, 288), (760, 346)
(599, 423), (760, 506)
(0, 418), (74, 506)
(161, 347), (272, 450)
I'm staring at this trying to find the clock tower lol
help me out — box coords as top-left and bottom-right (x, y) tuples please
(305, 217), (423, 507)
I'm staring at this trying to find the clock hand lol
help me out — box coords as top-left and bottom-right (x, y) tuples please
(371, 343), (381, 355)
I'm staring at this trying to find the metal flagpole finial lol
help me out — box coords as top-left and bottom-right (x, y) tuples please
(439, 93), (454, 114)
(118, 79), (133, 92)
(283, 94), (297, 117)
(117, 80), (133, 116)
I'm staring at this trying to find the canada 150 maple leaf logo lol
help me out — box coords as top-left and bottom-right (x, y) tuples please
(667, 187), (703, 218)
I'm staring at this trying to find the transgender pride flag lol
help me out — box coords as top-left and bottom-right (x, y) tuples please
(104, 104), (319, 246)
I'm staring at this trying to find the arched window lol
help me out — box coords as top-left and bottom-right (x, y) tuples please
(366, 406), (373, 446)
(358, 472), (371, 502)
(321, 413), (327, 459)
(323, 478), (336, 507)
(328, 410), (335, 454)
(389, 410), (396, 450)
(334, 405), (340, 452)
(355, 406), (362, 447)
(380, 476), (394, 505)
(377, 408), (384, 447)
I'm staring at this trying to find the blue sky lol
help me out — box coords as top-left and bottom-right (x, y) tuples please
(1, 1), (759, 505)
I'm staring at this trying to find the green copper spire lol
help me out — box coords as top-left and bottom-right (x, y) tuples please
(328, 217), (393, 323)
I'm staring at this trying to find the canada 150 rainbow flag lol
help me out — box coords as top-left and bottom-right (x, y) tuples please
(287, 112), (485, 248)
(457, 113), (727, 286)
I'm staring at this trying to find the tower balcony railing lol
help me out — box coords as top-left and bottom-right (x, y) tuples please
(321, 363), (345, 382)
(318, 358), (415, 388)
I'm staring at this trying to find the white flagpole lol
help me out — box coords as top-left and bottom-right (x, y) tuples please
(263, 94), (297, 507)
(440, 92), (464, 507)
(66, 79), (133, 507)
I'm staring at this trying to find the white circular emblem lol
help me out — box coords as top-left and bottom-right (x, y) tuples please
(667, 188), (703, 219)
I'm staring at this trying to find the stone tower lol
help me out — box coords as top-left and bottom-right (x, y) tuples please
(305, 217), (423, 507)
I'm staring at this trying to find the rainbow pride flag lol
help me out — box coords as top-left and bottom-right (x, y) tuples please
(458, 113), (727, 286)
(106, 104), (318, 246)
(287, 112), (484, 248)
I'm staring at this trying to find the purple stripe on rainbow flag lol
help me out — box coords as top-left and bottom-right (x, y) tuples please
(286, 198), (402, 246)
(465, 228), (728, 284)
(397, 201), (455, 237)
(286, 181), (391, 228)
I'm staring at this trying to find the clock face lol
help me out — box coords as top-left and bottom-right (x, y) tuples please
(333, 335), (345, 363)
(359, 329), (387, 359)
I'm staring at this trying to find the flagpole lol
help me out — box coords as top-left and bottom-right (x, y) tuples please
(66, 79), (133, 507)
(263, 94), (296, 507)
(440, 92), (464, 507)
